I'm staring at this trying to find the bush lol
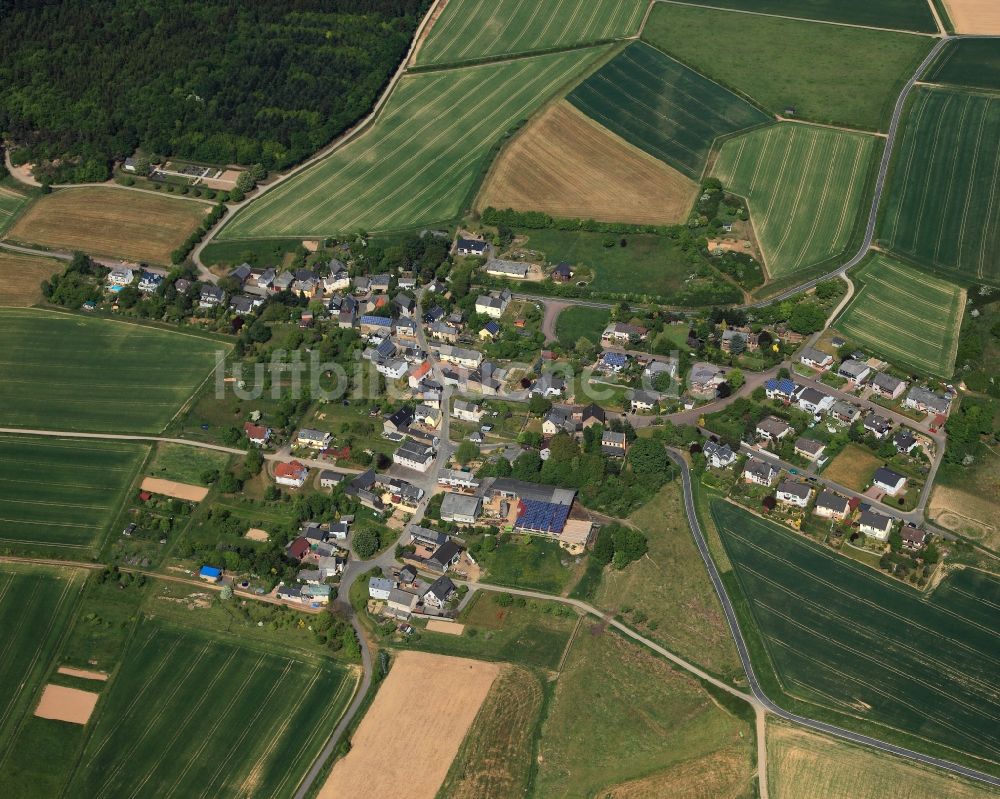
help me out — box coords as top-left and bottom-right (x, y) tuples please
(352, 527), (380, 559)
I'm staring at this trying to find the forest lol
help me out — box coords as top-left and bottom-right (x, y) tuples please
(0, 0), (427, 182)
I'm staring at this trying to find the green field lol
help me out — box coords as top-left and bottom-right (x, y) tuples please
(0, 309), (224, 433)
(653, 0), (937, 31)
(925, 39), (1000, 91)
(835, 254), (965, 377)
(713, 499), (1000, 773)
(566, 41), (770, 179)
(0, 180), (32, 235)
(877, 87), (1000, 286)
(220, 49), (606, 239)
(0, 435), (146, 553)
(713, 123), (879, 279)
(67, 619), (356, 799)
(146, 442), (231, 486)
(415, 0), (645, 65)
(555, 305), (610, 347)
(643, 4), (934, 131)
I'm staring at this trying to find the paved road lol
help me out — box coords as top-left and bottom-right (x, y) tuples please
(665, 449), (1000, 789)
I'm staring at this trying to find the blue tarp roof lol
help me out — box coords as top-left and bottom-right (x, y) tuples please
(200, 566), (222, 578)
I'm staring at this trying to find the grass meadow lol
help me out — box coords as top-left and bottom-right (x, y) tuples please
(835, 254), (965, 377)
(415, 0), (645, 65)
(0, 179), (33, 235)
(0, 309), (224, 433)
(566, 41), (770, 179)
(0, 435), (146, 554)
(820, 443), (884, 492)
(644, 4), (935, 131)
(654, 0), (937, 31)
(146, 442), (231, 486)
(877, 87), (1000, 287)
(925, 39), (1000, 91)
(67, 619), (357, 799)
(555, 304), (609, 347)
(713, 500), (1000, 774)
(220, 48), (607, 239)
(713, 123), (879, 280)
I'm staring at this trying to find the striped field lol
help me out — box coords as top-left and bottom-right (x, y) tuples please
(878, 87), (1000, 286)
(219, 48), (606, 239)
(0, 183), (31, 235)
(67, 621), (357, 799)
(713, 123), (879, 279)
(835, 254), (965, 377)
(0, 435), (147, 553)
(415, 0), (645, 65)
(566, 41), (771, 179)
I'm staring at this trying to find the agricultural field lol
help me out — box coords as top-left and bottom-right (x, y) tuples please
(477, 101), (698, 225)
(220, 48), (608, 239)
(768, 720), (1000, 799)
(643, 4), (936, 131)
(567, 41), (770, 179)
(0, 435), (147, 554)
(941, 0), (1000, 35)
(835, 254), (965, 377)
(534, 628), (753, 798)
(0, 179), (32, 235)
(653, 0), (937, 31)
(6, 187), (211, 265)
(713, 499), (1000, 772)
(415, 0), (645, 65)
(0, 250), (62, 306)
(926, 39), (1000, 91)
(877, 86), (1000, 286)
(68, 619), (356, 799)
(713, 123), (879, 280)
(555, 304), (610, 347)
(0, 309), (224, 433)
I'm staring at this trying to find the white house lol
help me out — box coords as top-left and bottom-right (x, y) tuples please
(776, 479), (812, 508)
(474, 290), (511, 319)
(814, 490), (850, 520)
(393, 439), (435, 472)
(437, 345), (483, 369)
(871, 372), (907, 400)
(859, 508), (894, 541)
(107, 267), (135, 287)
(904, 386), (951, 416)
(743, 458), (777, 486)
(799, 347), (833, 369)
(274, 460), (309, 488)
(838, 359), (871, 384)
(872, 467), (907, 496)
(369, 576), (393, 601)
(296, 428), (331, 449)
(703, 441), (736, 469)
(756, 416), (794, 442)
(422, 575), (456, 609)
(452, 400), (483, 422)
(456, 237), (488, 257)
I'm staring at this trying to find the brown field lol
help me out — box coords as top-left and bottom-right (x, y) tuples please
(318, 651), (499, 799)
(8, 187), (210, 265)
(604, 748), (751, 798)
(0, 251), (63, 306)
(477, 101), (698, 225)
(820, 444), (883, 492)
(942, 0), (1000, 33)
(425, 619), (464, 635)
(56, 666), (108, 681)
(768, 720), (998, 799)
(929, 484), (1000, 550)
(140, 477), (209, 502)
(34, 684), (99, 724)
(244, 527), (270, 542)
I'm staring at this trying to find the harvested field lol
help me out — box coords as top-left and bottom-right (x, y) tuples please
(942, 0), (1000, 34)
(820, 444), (882, 493)
(57, 666), (108, 682)
(34, 684), (99, 725)
(604, 749), (751, 798)
(478, 101), (697, 225)
(7, 187), (210, 265)
(929, 485), (1000, 551)
(0, 182), (32, 235)
(0, 251), (62, 306)
(140, 477), (209, 502)
(319, 651), (499, 799)
(425, 619), (463, 635)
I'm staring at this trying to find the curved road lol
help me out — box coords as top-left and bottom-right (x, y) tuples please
(665, 449), (1000, 789)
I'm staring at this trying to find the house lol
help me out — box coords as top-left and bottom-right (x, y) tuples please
(531, 373), (566, 398)
(407, 525), (449, 550)
(173, 277), (192, 295)
(256, 268), (276, 291)
(318, 555), (345, 579)
(229, 263), (252, 286)
(794, 437), (825, 461)
(551, 262), (573, 282)
(764, 378), (797, 402)
(599, 351), (629, 373)
(475, 289), (511, 318)
(756, 416), (794, 442)
(384, 406), (415, 435)
(838, 359), (871, 384)
(199, 565), (222, 583)
(643, 358), (677, 382)
(704, 441), (737, 468)
(369, 576), (393, 601)
(243, 422), (271, 446)
(438, 469), (480, 490)
(485, 258), (529, 279)
(776, 480), (812, 508)
(863, 412), (893, 439)
(228, 294), (262, 315)
(394, 293), (415, 317)
(601, 322), (647, 343)
(137, 270), (163, 293)
(578, 403), (606, 428)
(286, 536), (311, 561)
(328, 521), (350, 540)
(743, 458), (777, 486)
(408, 361), (432, 389)
(904, 386), (951, 415)
(859, 508), (894, 541)
(319, 470), (345, 489)
(423, 575), (456, 609)
(479, 320), (501, 340)
(456, 237), (488, 257)
(900, 524), (927, 551)
(873, 466), (907, 496)
(414, 404), (441, 429)
(720, 329), (758, 354)
(689, 362), (726, 395)
(543, 409), (576, 436)
(601, 430), (628, 457)
(199, 285), (225, 308)
(452, 400), (483, 422)
(394, 318), (418, 341)
(799, 347), (833, 369)
(871, 372), (907, 400)
(437, 345), (483, 369)
(272, 271), (295, 293)
(302, 584), (331, 605)
(276, 584), (303, 602)
(893, 429), (919, 454)
(370, 274), (391, 294)
(440, 492), (482, 524)
(387, 588), (419, 617)
(393, 439), (435, 472)
(630, 390), (659, 412)
(296, 428), (331, 449)
(468, 365), (502, 395)
(830, 400), (860, 424)
(814, 490), (850, 520)
(297, 568), (322, 585)
(274, 460), (309, 488)
(428, 321), (459, 343)
(795, 386), (834, 415)
(398, 271), (417, 289)
(107, 267), (135, 287)
(376, 359), (408, 380)
(359, 315), (393, 337)
(123, 158), (137, 172)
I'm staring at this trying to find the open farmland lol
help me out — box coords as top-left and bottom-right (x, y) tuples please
(643, 4), (936, 131)
(7, 187), (211, 265)
(0, 251), (62, 306)
(219, 48), (607, 239)
(713, 499), (1000, 773)
(713, 123), (879, 280)
(69, 620), (356, 799)
(652, 0), (937, 31)
(566, 41), (770, 179)
(926, 39), (1000, 92)
(477, 101), (698, 225)
(0, 435), (146, 553)
(835, 254), (965, 377)
(768, 720), (1000, 799)
(0, 181), (32, 235)
(0, 309), (224, 433)
(415, 0), (645, 65)
(941, 0), (1000, 35)
(877, 87), (1000, 286)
